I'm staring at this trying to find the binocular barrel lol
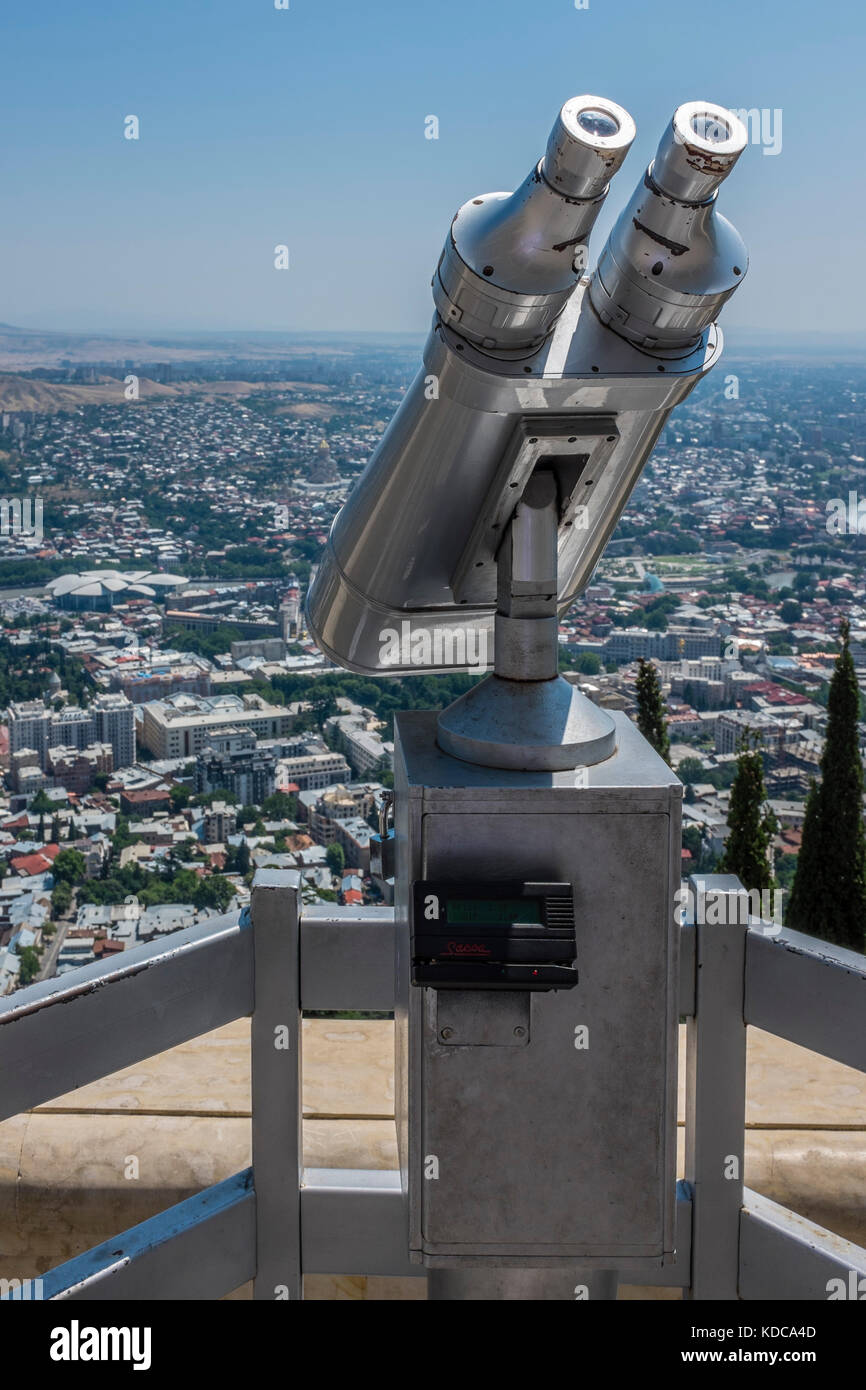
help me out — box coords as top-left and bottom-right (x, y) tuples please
(590, 101), (748, 349)
(433, 95), (635, 353)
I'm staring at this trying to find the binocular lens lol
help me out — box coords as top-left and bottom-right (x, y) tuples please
(577, 108), (620, 138)
(690, 111), (732, 143)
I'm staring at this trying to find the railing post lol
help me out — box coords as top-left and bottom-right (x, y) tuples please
(251, 869), (302, 1300)
(683, 873), (748, 1300)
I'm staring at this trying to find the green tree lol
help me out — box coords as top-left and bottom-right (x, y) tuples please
(326, 842), (345, 875)
(52, 848), (87, 885)
(775, 852), (798, 893)
(576, 651), (602, 674)
(194, 875), (237, 912)
(111, 815), (133, 851)
(51, 880), (73, 916)
(170, 784), (191, 811)
(17, 945), (41, 987)
(787, 621), (866, 950)
(682, 826), (704, 860)
(31, 788), (52, 843)
(718, 738), (776, 892)
(677, 757), (706, 785)
(261, 790), (298, 820)
(635, 658), (670, 763)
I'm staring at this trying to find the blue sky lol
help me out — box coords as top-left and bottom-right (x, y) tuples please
(0, 0), (862, 339)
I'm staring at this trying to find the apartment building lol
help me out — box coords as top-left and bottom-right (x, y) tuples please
(270, 735), (351, 791)
(93, 692), (136, 770)
(604, 627), (721, 663)
(47, 742), (113, 795)
(195, 740), (277, 807)
(8, 694), (136, 772)
(140, 692), (292, 760)
(7, 700), (52, 765)
(203, 802), (237, 844)
(714, 709), (803, 758)
(326, 705), (393, 776)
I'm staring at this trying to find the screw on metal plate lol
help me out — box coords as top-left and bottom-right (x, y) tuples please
(513, 1026), (526, 1038)
(440, 1027), (455, 1041)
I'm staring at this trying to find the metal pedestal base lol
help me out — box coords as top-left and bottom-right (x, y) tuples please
(436, 672), (617, 771)
(427, 1268), (619, 1300)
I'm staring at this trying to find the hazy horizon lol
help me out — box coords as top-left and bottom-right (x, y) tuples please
(2, 320), (866, 367)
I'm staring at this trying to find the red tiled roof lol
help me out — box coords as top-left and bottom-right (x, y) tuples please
(10, 843), (61, 876)
(121, 788), (170, 805)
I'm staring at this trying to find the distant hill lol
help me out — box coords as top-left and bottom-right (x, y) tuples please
(0, 375), (174, 411)
(0, 374), (335, 414)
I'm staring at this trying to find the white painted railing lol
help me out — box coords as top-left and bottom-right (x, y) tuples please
(1, 869), (863, 1300)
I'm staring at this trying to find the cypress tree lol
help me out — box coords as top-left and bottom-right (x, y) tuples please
(635, 658), (670, 763)
(787, 621), (866, 950)
(718, 736), (776, 892)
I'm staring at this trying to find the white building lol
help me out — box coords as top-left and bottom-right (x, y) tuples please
(94, 692), (136, 769)
(140, 692), (293, 759)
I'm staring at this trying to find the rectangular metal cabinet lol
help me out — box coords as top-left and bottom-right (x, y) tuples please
(394, 710), (681, 1269)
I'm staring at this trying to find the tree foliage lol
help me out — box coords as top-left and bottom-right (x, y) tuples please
(326, 842), (345, 875)
(718, 738), (777, 892)
(77, 859), (236, 913)
(635, 658), (670, 763)
(787, 621), (866, 950)
(17, 945), (41, 987)
(52, 848), (87, 885)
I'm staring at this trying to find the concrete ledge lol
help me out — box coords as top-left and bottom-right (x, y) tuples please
(1, 1019), (863, 1299)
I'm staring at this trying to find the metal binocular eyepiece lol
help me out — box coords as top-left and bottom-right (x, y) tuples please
(433, 95), (636, 354)
(590, 101), (748, 350)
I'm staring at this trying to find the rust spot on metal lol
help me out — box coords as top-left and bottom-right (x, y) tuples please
(632, 218), (688, 256)
(681, 141), (731, 177)
(551, 234), (585, 253)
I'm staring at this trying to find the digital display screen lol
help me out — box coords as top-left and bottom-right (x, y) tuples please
(447, 898), (541, 925)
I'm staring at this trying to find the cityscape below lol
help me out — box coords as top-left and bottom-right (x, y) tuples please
(0, 326), (864, 990)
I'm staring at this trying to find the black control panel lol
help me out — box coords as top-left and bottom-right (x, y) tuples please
(411, 880), (577, 990)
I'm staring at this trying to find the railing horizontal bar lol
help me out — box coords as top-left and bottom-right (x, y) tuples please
(6, 1172), (693, 1296)
(28, 1170), (256, 1302)
(745, 926), (866, 1072)
(739, 1188), (866, 1301)
(301, 908), (395, 1013)
(298, 1174), (692, 1287)
(0, 911), (252, 1120)
(301, 1168), (418, 1277)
